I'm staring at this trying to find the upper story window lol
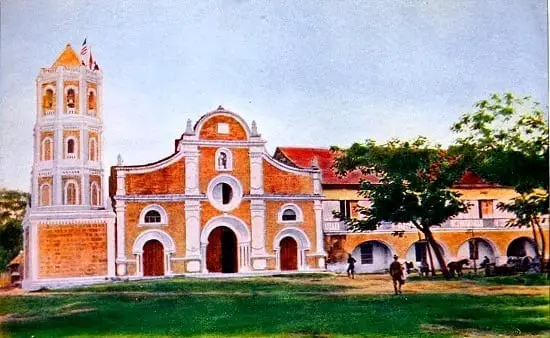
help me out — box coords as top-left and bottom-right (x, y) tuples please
(278, 203), (304, 224)
(215, 148), (233, 171)
(65, 137), (78, 159)
(89, 138), (98, 161)
(64, 180), (80, 205)
(43, 88), (55, 111)
(339, 200), (356, 220)
(90, 182), (101, 206)
(478, 200), (494, 218)
(66, 88), (76, 108)
(88, 90), (96, 111)
(40, 183), (51, 206)
(138, 205), (168, 226)
(41, 137), (53, 161)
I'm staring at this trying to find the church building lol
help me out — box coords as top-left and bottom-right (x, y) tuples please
(21, 44), (548, 289)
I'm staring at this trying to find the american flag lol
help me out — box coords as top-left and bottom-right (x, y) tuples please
(80, 38), (88, 56)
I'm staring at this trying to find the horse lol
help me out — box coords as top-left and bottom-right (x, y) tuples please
(447, 258), (470, 278)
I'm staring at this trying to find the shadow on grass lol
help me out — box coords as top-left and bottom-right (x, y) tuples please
(408, 272), (550, 286)
(46, 276), (350, 294)
(2, 292), (548, 337)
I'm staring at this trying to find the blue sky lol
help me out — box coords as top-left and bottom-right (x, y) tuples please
(0, 1), (547, 192)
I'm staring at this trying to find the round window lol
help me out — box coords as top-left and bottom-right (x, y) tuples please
(207, 175), (243, 212)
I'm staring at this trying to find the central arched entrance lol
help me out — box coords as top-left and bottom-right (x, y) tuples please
(143, 239), (164, 276)
(206, 226), (238, 273)
(280, 237), (298, 271)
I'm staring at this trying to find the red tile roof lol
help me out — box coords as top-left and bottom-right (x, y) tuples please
(273, 147), (379, 185)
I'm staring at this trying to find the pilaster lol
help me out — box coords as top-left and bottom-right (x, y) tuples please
(249, 146), (264, 195)
(115, 201), (127, 275)
(184, 200), (201, 272)
(183, 144), (200, 195)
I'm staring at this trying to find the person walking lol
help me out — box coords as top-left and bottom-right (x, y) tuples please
(389, 255), (404, 295)
(346, 254), (356, 279)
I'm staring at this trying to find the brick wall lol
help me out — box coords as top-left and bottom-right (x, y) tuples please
(265, 201), (317, 253)
(263, 161), (313, 194)
(125, 159), (185, 195)
(199, 147), (250, 194)
(124, 202), (186, 258)
(38, 223), (107, 278)
(198, 115), (247, 141)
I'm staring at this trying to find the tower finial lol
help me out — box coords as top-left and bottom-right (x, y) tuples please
(117, 154), (124, 166)
(184, 118), (194, 135)
(251, 120), (260, 137)
(217, 105), (224, 111)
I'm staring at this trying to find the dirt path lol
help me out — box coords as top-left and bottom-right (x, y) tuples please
(1, 274), (548, 297)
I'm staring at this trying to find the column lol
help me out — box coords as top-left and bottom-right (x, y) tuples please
(250, 199), (267, 270)
(115, 201), (127, 276)
(238, 242), (251, 272)
(314, 200), (326, 268)
(82, 171), (90, 206)
(106, 218), (116, 277)
(184, 200), (201, 272)
(31, 222), (39, 282)
(79, 67), (86, 115)
(249, 146), (264, 195)
(200, 243), (208, 273)
(54, 126), (63, 205)
(183, 144), (199, 195)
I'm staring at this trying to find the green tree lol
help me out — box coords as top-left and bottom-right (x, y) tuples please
(332, 137), (470, 279)
(0, 188), (29, 271)
(452, 93), (548, 269)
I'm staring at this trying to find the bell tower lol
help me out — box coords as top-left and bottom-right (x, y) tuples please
(22, 43), (116, 290)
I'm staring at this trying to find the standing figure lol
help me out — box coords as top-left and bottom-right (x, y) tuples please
(346, 254), (356, 279)
(218, 152), (227, 169)
(389, 255), (404, 295)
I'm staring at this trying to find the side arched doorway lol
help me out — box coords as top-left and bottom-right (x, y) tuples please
(206, 226), (238, 273)
(280, 237), (298, 271)
(351, 240), (394, 273)
(143, 239), (164, 276)
(457, 238), (497, 265)
(507, 237), (536, 258)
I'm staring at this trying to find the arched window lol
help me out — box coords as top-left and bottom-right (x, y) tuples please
(40, 184), (51, 206)
(89, 138), (97, 161)
(215, 148), (233, 171)
(65, 137), (78, 158)
(88, 91), (96, 111)
(278, 204), (304, 224)
(67, 88), (76, 108)
(64, 180), (79, 205)
(144, 210), (162, 223)
(41, 137), (53, 161)
(282, 209), (297, 221)
(43, 89), (54, 109)
(90, 182), (100, 206)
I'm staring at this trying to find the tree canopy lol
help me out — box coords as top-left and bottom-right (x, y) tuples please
(332, 137), (470, 278)
(0, 188), (29, 271)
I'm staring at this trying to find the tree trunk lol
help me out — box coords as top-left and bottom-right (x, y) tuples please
(530, 220), (542, 261)
(425, 236), (436, 276)
(425, 231), (451, 279)
(535, 218), (546, 272)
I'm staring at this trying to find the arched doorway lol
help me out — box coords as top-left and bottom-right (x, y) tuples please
(406, 240), (448, 270)
(143, 240), (164, 276)
(457, 238), (497, 265)
(507, 237), (536, 258)
(351, 240), (394, 273)
(280, 237), (298, 271)
(206, 226), (238, 273)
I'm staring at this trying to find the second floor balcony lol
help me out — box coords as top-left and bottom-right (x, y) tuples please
(323, 217), (514, 233)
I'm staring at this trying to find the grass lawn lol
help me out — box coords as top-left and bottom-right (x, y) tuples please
(1, 274), (549, 337)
